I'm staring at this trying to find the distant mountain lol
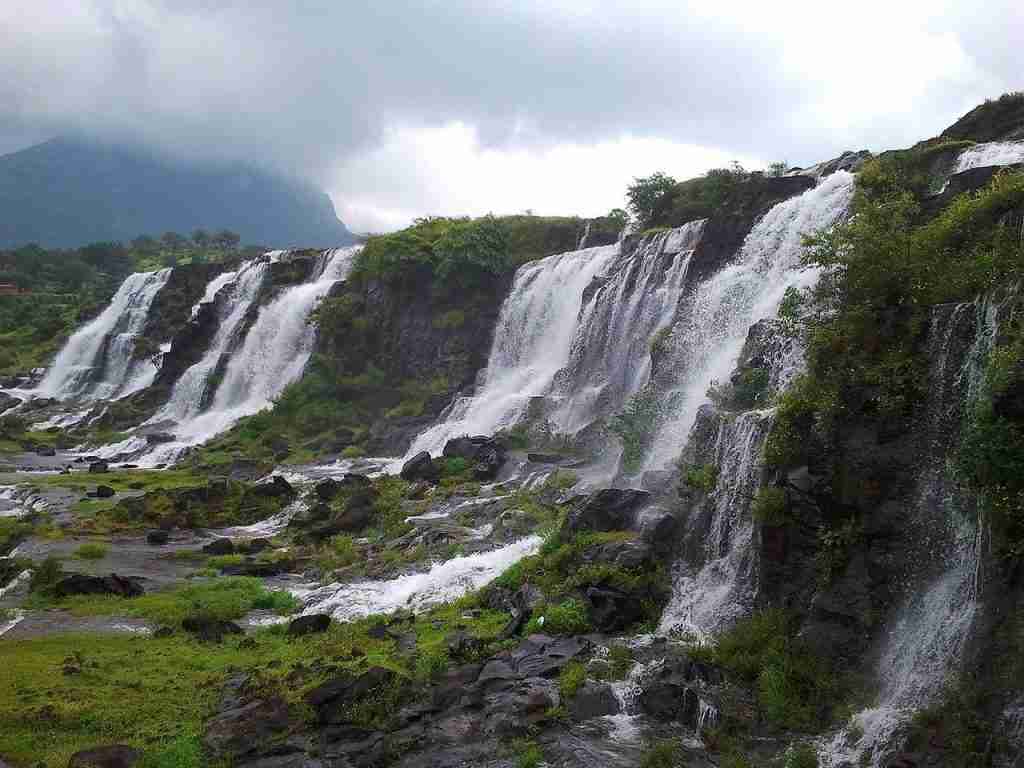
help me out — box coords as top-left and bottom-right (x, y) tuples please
(0, 137), (354, 249)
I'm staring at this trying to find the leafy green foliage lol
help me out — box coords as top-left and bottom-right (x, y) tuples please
(751, 487), (788, 525)
(627, 172), (678, 227)
(73, 542), (109, 560)
(526, 598), (592, 635)
(684, 463), (719, 492)
(639, 740), (683, 768)
(558, 660), (587, 698)
(783, 743), (819, 768)
(702, 610), (842, 730)
(515, 739), (544, 768)
(609, 387), (660, 473)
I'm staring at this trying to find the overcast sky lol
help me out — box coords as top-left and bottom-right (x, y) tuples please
(2, 1), (1021, 232)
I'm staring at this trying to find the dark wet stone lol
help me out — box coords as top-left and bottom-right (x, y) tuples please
(239, 538), (271, 554)
(221, 559), (292, 577)
(639, 679), (700, 724)
(181, 616), (243, 643)
(88, 460), (109, 474)
(145, 432), (175, 445)
(36, 445), (57, 457)
(154, 626), (174, 638)
(251, 475), (295, 498)
(203, 538), (236, 555)
(95, 485), (115, 499)
(54, 574), (144, 599)
(204, 679), (292, 760)
(67, 745), (141, 768)
(145, 529), (169, 545)
(566, 489), (650, 534)
(400, 451), (440, 483)
(287, 614), (331, 637)
(585, 585), (644, 632)
(568, 681), (620, 720)
(527, 452), (567, 464)
(314, 478), (341, 501)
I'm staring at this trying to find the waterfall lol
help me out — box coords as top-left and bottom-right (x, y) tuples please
(658, 408), (773, 640)
(151, 259), (268, 424)
(402, 243), (620, 458)
(300, 535), (541, 621)
(820, 294), (1004, 767)
(141, 246), (360, 463)
(642, 171), (855, 473)
(955, 140), (1024, 173)
(549, 220), (705, 434)
(35, 269), (172, 401)
(190, 268), (239, 320)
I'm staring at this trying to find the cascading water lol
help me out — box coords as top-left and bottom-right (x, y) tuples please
(820, 294), (1006, 767)
(549, 220), (705, 434)
(152, 259), (268, 424)
(141, 246), (360, 464)
(642, 171), (855, 473)
(658, 408), (773, 640)
(35, 269), (172, 401)
(190, 268), (239, 320)
(301, 535), (541, 620)
(403, 243), (620, 458)
(955, 140), (1024, 172)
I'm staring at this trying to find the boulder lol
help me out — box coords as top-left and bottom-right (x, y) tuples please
(181, 616), (243, 643)
(0, 391), (19, 414)
(585, 585), (645, 632)
(527, 453), (566, 464)
(314, 478), (341, 502)
(207, 476), (229, 495)
(67, 745), (142, 768)
(638, 510), (678, 558)
(287, 614), (331, 637)
(336, 489), (377, 532)
(566, 489), (650, 534)
(401, 451), (440, 483)
(36, 445), (57, 457)
(203, 675), (292, 760)
(145, 432), (175, 445)
(221, 559), (292, 577)
(88, 460), (109, 474)
(306, 666), (397, 724)
(54, 574), (144, 599)
(203, 538), (235, 556)
(639, 678), (700, 724)
(95, 485), (115, 499)
(145, 529), (169, 546)
(442, 435), (508, 481)
(251, 475), (295, 498)
(567, 681), (620, 720)
(238, 538), (271, 554)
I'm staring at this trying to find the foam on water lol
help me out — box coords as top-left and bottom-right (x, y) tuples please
(302, 535), (541, 620)
(954, 140), (1024, 172)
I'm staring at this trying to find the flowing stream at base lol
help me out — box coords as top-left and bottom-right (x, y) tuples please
(301, 535), (541, 621)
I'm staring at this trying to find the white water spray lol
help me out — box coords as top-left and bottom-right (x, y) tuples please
(35, 269), (172, 401)
(643, 172), (854, 473)
(955, 140), (1024, 173)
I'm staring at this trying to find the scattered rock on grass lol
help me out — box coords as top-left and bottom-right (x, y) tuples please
(287, 614), (331, 637)
(67, 745), (141, 768)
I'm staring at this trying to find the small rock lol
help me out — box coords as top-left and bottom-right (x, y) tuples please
(181, 616), (243, 643)
(145, 432), (175, 445)
(88, 460), (109, 474)
(527, 453), (565, 464)
(314, 478), (340, 501)
(287, 614), (331, 637)
(36, 445), (57, 457)
(202, 538), (235, 556)
(153, 626), (174, 638)
(95, 485), (115, 499)
(145, 530), (170, 546)
(566, 488), (650, 534)
(400, 451), (440, 483)
(68, 745), (141, 768)
(239, 538), (271, 554)
(568, 681), (620, 720)
(54, 574), (144, 599)
(251, 475), (294, 498)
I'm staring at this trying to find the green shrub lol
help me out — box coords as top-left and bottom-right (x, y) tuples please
(609, 388), (660, 473)
(432, 309), (466, 329)
(73, 541), (108, 560)
(751, 487), (788, 525)
(29, 556), (64, 595)
(783, 743), (819, 768)
(684, 463), (719, 492)
(606, 644), (634, 680)
(341, 445), (365, 459)
(640, 740), (682, 768)
(558, 661), (587, 699)
(515, 739), (544, 768)
(526, 599), (591, 636)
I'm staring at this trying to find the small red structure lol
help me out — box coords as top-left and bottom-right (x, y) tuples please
(0, 283), (27, 295)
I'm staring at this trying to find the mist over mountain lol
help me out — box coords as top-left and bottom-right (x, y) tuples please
(0, 137), (354, 249)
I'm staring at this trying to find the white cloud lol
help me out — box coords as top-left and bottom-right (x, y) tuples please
(332, 122), (765, 232)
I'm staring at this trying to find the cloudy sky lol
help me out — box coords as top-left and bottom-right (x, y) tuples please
(2, 1), (1021, 232)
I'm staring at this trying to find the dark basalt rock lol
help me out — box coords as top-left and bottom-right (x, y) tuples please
(67, 745), (142, 768)
(0, 391), (19, 414)
(567, 681), (620, 720)
(314, 478), (341, 501)
(182, 616), (243, 643)
(288, 614), (332, 637)
(252, 475), (295, 499)
(442, 435), (508, 481)
(585, 585), (645, 632)
(203, 538), (236, 555)
(221, 559), (293, 577)
(95, 485), (115, 499)
(527, 453), (567, 464)
(36, 445), (57, 457)
(145, 432), (175, 445)
(146, 529), (170, 545)
(401, 451), (440, 483)
(54, 574), (144, 599)
(204, 674), (293, 761)
(238, 538), (271, 554)
(306, 666), (397, 725)
(88, 460), (109, 474)
(565, 488), (650, 534)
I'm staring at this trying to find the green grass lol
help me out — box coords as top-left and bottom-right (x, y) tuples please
(558, 660), (587, 698)
(73, 542), (109, 560)
(32, 576), (299, 627)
